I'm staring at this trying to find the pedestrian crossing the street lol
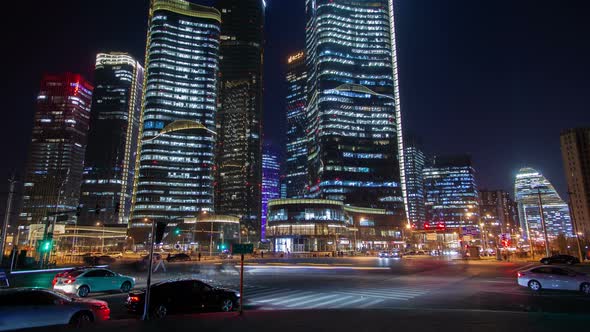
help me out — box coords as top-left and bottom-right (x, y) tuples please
(239, 285), (429, 310)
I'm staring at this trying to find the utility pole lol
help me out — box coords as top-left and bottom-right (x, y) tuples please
(0, 176), (17, 265)
(537, 188), (551, 257)
(567, 191), (584, 261)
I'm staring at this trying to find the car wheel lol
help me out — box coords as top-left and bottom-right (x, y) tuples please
(121, 281), (132, 293)
(77, 285), (90, 298)
(528, 280), (542, 292)
(541, 259), (549, 265)
(221, 298), (234, 312)
(69, 311), (93, 327)
(580, 283), (590, 295)
(152, 304), (168, 319)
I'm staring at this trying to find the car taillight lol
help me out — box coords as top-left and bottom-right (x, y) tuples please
(129, 296), (140, 303)
(64, 278), (76, 284)
(517, 272), (524, 278)
(93, 304), (109, 310)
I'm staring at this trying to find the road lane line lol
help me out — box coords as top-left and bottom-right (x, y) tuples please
(244, 288), (291, 297)
(285, 294), (341, 307)
(334, 291), (412, 300)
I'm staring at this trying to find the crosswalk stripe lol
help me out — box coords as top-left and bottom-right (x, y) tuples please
(306, 295), (353, 309)
(334, 291), (411, 300)
(363, 288), (426, 294)
(358, 298), (385, 308)
(358, 289), (426, 296)
(271, 293), (318, 305)
(245, 288), (293, 297)
(285, 294), (341, 308)
(327, 296), (368, 308)
(249, 290), (302, 302)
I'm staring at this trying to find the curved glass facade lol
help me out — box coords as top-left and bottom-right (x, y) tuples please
(130, 0), (221, 234)
(305, 0), (405, 220)
(514, 167), (573, 241)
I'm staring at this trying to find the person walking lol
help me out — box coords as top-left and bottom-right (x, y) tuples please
(198, 252), (201, 262)
(153, 254), (167, 272)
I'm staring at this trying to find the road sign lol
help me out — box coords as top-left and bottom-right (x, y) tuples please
(426, 233), (437, 241)
(232, 243), (254, 254)
(463, 235), (473, 242)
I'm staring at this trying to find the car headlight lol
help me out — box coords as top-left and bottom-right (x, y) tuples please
(236, 292), (241, 298)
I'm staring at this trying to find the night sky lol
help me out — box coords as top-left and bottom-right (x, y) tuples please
(1, 0), (589, 214)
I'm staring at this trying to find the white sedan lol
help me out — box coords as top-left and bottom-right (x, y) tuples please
(517, 265), (590, 294)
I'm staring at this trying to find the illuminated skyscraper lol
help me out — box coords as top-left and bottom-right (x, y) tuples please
(215, 0), (265, 238)
(261, 145), (280, 240)
(404, 136), (425, 227)
(130, 0), (221, 236)
(79, 53), (144, 226)
(20, 73), (93, 225)
(284, 51), (308, 198)
(305, 0), (406, 221)
(561, 128), (590, 238)
(514, 167), (573, 241)
(423, 155), (480, 229)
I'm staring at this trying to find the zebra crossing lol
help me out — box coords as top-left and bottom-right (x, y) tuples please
(238, 285), (429, 310)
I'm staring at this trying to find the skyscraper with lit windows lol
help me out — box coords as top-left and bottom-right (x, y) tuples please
(284, 51), (308, 199)
(214, 0), (265, 238)
(130, 0), (221, 237)
(423, 155), (480, 229)
(20, 73), (93, 226)
(404, 136), (426, 227)
(261, 145), (280, 240)
(305, 0), (406, 221)
(79, 53), (144, 226)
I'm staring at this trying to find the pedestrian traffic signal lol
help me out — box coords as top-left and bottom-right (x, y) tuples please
(39, 239), (53, 252)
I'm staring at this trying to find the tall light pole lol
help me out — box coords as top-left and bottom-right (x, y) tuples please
(537, 188), (551, 257)
(0, 176), (17, 265)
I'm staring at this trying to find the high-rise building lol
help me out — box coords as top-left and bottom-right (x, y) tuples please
(404, 136), (426, 227)
(561, 128), (590, 238)
(20, 73), (94, 225)
(214, 0), (265, 238)
(79, 53), (144, 226)
(305, 0), (406, 221)
(479, 190), (519, 240)
(129, 0), (221, 237)
(423, 155), (480, 229)
(261, 145), (280, 240)
(284, 51), (308, 199)
(514, 167), (573, 241)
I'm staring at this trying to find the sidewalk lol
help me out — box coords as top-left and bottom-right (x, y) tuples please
(30, 309), (590, 332)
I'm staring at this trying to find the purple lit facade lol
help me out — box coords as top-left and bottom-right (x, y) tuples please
(261, 146), (281, 240)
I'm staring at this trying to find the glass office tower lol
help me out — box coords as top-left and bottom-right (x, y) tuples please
(130, 0), (221, 237)
(261, 145), (281, 240)
(404, 136), (426, 228)
(284, 51), (308, 199)
(20, 73), (93, 225)
(423, 155), (480, 229)
(79, 53), (144, 226)
(305, 0), (406, 221)
(215, 0), (265, 238)
(514, 167), (573, 241)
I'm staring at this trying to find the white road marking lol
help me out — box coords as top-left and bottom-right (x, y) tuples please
(306, 295), (354, 308)
(285, 294), (341, 307)
(358, 298), (385, 308)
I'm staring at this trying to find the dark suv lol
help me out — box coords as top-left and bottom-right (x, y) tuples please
(540, 254), (580, 265)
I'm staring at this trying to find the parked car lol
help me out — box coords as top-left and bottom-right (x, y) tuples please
(53, 268), (135, 297)
(82, 255), (116, 266)
(378, 251), (402, 258)
(540, 254), (580, 265)
(517, 265), (590, 294)
(167, 253), (191, 262)
(0, 288), (110, 330)
(126, 279), (240, 318)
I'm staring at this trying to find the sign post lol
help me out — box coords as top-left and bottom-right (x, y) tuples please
(232, 243), (253, 315)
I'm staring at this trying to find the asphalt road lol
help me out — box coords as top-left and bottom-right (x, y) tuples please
(9, 256), (590, 320)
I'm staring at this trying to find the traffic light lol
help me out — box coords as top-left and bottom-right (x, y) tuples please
(95, 204), (101, 216)
(39, 239), (53, 253)
(174, 228), (181, 235)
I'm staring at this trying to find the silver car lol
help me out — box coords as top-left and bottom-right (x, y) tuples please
(517, 265), (590, 294)
(53, 268), (135, 297)
(0, 288), (110, 331)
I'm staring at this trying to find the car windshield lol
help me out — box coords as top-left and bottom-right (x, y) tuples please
(65, 270), (85, 277)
